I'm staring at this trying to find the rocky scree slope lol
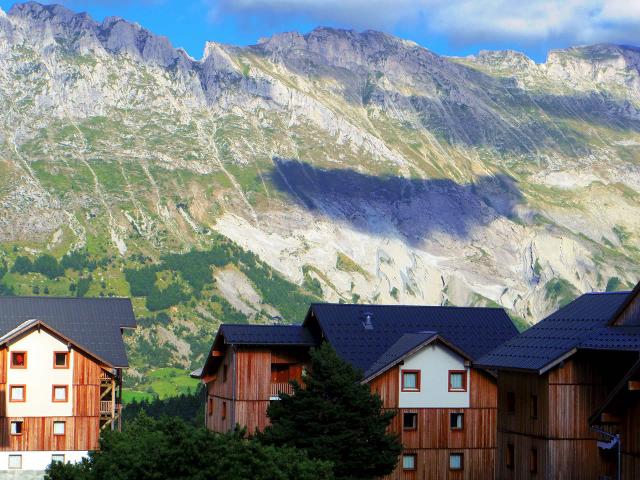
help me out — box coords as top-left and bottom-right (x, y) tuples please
(0, 2), (639, 388)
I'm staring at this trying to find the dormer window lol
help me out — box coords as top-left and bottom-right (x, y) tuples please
(401, 370), (420, 392)
(10, 352), (27, 369)
(54, 352), (69, 369)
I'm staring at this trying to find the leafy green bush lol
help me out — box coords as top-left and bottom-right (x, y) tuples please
(45, 414), (334, 480)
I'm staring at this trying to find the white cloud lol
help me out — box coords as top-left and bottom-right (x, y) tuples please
(211, 0), (640, 46)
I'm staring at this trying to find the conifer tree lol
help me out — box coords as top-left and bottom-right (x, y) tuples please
(260, 342), (401, 480)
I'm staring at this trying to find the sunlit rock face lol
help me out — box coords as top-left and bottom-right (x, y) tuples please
(0, 1), (639, 334)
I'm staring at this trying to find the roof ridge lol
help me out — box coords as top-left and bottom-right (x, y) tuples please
(311, 302), (505, 310)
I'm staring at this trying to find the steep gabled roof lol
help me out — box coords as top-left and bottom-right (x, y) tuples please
(0, 297), (136, 367)
(475, 291), (632, 373)
(218, 324), (318, 346)
(362, 331), (472, 382)
(305, 303), (517, 373)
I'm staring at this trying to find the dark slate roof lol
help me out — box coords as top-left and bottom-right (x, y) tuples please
(363, 332), (437, 379)
(220, 324), (318, 346)
(307, 303), (517, 373)
(476, 292), (632, 372)
(0, 297), (136, 367)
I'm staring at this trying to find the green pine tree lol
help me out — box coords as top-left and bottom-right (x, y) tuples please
(260, 342), (401, 480)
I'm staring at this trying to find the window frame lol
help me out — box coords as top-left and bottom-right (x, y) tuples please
(53, 421), (66, 436)
(10, 351), (27, 369)
(401, 370), (421, 392)
(450, 412), (464, 430)
(10, 421), (23, 436)
(52, 385), (69, 403)
(207, 397), (214, 416)
(8, 454), (22, 470)
(402, 412), (418, 431)
(530, 448), (538, 474)
(9, 385), (26, 403)
(449, 452), (464, 471)
(506, 443), (515, 469)
(402, 453), (417, 471)
(53, 351), (69, 369)
(448, 370), (467, 392)
(530, 394), (538, 419)
(506, 391), (516, 415)
(51, 454), (65, 464)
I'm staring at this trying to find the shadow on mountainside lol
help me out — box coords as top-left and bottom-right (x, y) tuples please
(271, 158), (523, 245)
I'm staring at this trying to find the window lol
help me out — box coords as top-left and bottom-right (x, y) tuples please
(450, 412), (464, 430)
(52, 385), (68, 403)
(8, 455), (21, 469)
(53, 352), (69, 369)
(530, 448), (538, 474)
(449, 453), (463, 471)
(448, 370), (467, 392)
(506, 443), (515, 469)
(271, 364), (290, 383)
(53, 421), (65, 436)
(51, 454), (65, 464)
(506, 392), (516, 414)
(10, 351), (26, 369)
(9, 385), (25, 402)
(401, 370), (420, 391)
(530, 394), (538, 419)
(223, 365), (228, 382)
(403, 412), (418, 430)
(222, 401), (227, 420)
(208, 397), (214, 416)
(10, 421), (23, 436)
(402, 454), (416, 471)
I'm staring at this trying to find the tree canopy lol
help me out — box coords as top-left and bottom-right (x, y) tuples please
(45, 414), (333, 480)
(259, 342), (401, 480)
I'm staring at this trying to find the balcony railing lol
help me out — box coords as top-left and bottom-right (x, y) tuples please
(270, 382), (294, 398)
(100, 401), (122, 415)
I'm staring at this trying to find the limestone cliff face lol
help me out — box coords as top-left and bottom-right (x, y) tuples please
(0, 1), (639, 337)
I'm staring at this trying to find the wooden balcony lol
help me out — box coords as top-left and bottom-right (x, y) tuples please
(270, 382), (294, 398)
(100, 401), (121, 415)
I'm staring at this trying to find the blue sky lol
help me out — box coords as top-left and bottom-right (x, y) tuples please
(1, 0), (639, 62)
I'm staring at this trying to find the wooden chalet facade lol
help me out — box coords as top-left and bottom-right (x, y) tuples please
(0, 297), (136, 472)
(196, 303), (517, 479)
(477, 282), (640, 479)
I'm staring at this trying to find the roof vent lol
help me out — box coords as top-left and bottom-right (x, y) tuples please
(362, 312), (374, 330)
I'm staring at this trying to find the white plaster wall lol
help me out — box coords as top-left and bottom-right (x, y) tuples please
(6, 330), (74, 417)
(398, 343), (470, 408)
(0, 451), (87, 471)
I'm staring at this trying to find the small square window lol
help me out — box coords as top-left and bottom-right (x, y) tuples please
(448, 371), (467, 392)
(449, 453), (463, 471)
(403, 412), (418, 430)
(450, 412), (464, 430)
(8, 455), (21, 469)
(51, 454), (65, 464)
(530, 394), (538, 419)
(10, 385), (25, 402)
(54, 352), (69, 369)
(506, 392), (516, 414)
(53, 421), (65, 436)
(402, 454), (416, 471)
(52, 386), (68, 403)
(10, 421), (23, 435)
(401, 371), (420, 391)
(10, 352), (26, 368)
(506, 443), (515, 469)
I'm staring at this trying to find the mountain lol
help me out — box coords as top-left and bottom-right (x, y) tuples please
(1, 2), (639, 394)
